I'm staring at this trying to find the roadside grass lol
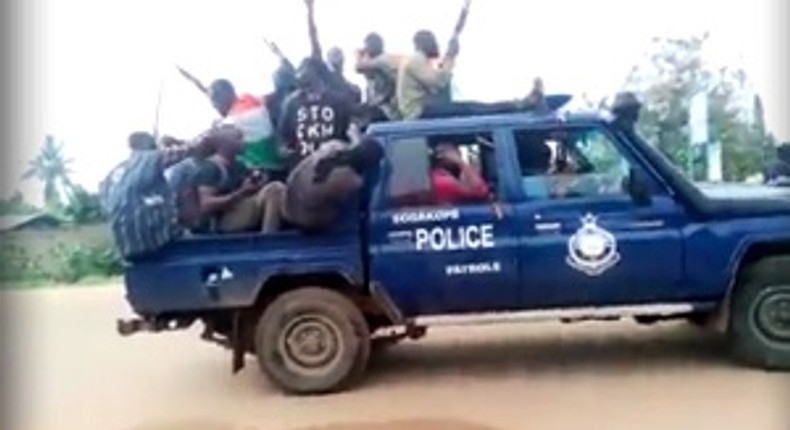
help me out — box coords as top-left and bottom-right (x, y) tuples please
(1, 224), (122, 290)
(2, 276), (123, 290)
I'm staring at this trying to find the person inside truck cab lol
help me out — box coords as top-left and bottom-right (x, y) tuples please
(518, 128), (629, 200)
(430, 142), (490, 204)
(192, 126), (284, 234)
(520, 139), (554, 199)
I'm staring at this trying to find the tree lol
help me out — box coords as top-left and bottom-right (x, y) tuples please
(23, 135), (76, 207)
(624, 35), (770, 181)
(62, 186), (105, 224)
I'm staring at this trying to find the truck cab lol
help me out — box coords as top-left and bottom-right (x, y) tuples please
(120, 95), (790, 395)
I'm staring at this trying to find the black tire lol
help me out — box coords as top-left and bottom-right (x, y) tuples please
(255, 287), (371, 395)
(730, 256), (790, 370)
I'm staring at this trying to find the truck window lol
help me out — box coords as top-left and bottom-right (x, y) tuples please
(387, 132), (496, 208)
(515, 127), (631, 200)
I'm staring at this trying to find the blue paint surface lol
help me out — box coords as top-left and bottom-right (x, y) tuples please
(124, 110), (790, 317)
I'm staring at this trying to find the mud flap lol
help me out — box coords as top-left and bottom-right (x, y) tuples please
(370, 282), (404, 325)
(231, 311), (245, 374)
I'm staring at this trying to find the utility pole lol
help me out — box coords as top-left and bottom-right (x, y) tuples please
(152, 77), (166, 140)
(689, 92), (721, 181)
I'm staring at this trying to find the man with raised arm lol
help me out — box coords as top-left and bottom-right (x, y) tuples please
(302, 0), (361, 106)
(176, 68), (281, 175)
(397, 0), (550, 120)
(398, 29), (548, 121)
(355, 32), (404, 122)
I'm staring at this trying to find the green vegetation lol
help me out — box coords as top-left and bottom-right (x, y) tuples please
(624, 34), (774, 181)
(1, 135), (115, 289)
(0, 226), (122, 289)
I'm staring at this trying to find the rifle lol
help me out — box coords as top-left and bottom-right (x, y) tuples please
(438, 0), (472, 103)
(175, 66), (208, 95)
(450, 0), (473, 42)
(263, 38), (288, 64)
(152, 77), (165, 140)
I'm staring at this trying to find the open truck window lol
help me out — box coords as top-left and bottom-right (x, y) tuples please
(386, 132), (496, 208)
(515, 127), (632, 200)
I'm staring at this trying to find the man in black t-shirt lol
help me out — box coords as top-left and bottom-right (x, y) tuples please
(278, 57), (354, 169)
(193, 126), (284, 234)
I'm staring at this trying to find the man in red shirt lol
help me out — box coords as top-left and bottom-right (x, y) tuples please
(430, 143), (489, 204)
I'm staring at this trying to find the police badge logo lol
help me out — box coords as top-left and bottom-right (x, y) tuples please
(566, 214), (621, 276)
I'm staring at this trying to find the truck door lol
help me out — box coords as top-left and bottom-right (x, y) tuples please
(368, 130), (521, 316)
(510, 124), (688, 308)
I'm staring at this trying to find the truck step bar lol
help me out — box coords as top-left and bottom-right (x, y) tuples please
(117, 317), (195, 336)
(411, 302), (714, 328)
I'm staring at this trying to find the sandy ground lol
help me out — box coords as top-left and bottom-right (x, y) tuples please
(3, 285), (789, 430)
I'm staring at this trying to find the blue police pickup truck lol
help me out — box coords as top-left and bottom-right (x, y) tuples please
(119, 94), (790, 395)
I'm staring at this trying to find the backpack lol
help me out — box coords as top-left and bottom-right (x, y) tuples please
(99, 151), (182, 259)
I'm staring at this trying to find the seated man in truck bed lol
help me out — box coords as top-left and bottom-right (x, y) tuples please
(283, 136), (383, 233)
(193, 127), (284, 234)
(256, 136), (384, 235)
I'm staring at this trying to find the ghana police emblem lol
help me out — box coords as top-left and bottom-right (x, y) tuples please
(566, 214), (621, 276)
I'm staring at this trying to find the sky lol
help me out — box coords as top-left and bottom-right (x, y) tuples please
(6, 0), (789, 204)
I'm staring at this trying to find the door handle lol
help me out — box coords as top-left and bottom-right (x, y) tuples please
(534, 222), (562, 233)
(491, 202), (504, 221)
(628, 219), (665, 229)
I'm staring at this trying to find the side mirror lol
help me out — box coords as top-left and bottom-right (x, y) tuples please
(625, 168), (652, 206)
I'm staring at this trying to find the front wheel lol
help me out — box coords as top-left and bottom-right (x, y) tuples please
(255, 287), (371, 395)
(730, 256), (790, 370)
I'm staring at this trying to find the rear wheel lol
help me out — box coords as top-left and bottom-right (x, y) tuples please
(255, 287), (371, 394)
(730, 256), (790, 370)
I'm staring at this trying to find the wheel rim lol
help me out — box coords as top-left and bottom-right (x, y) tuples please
(278, 314), (344, 377)
(753, 286), (790, 342)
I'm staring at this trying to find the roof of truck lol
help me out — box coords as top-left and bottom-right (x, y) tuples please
(368, 110), (609, 136)
(367, 95), (611, 137)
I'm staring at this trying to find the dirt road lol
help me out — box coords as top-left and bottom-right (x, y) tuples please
(4, 285), (788, 430)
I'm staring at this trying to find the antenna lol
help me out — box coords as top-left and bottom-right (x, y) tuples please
(152, 76), (165, 140)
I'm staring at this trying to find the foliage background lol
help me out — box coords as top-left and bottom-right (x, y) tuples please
(0, 226), (121, 288)
(623, 35), (775, 181)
